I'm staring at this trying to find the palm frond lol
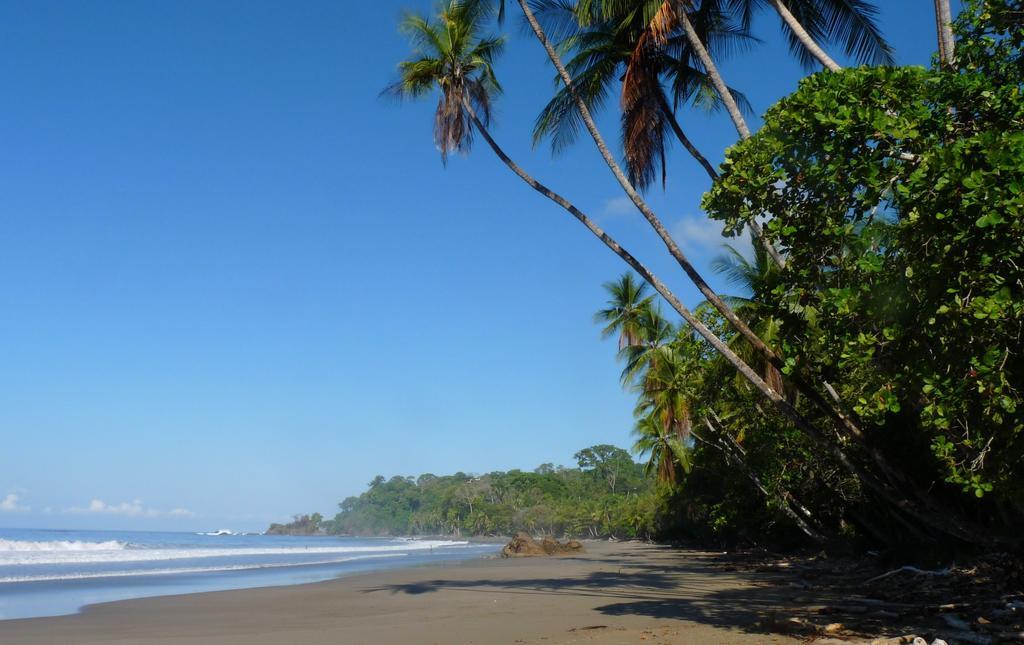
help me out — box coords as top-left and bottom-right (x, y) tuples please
(709, 244), (757, 293)
(777, 0), (892, 69)
(533, 53), (619, 152)
(818, 0), (893, 65)
(528, 0), (587, 43)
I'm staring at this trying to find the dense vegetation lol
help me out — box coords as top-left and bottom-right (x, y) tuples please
(319, 446), (659, 538)
(266, 513), (324, 535)
(365, 0), (1023, 550)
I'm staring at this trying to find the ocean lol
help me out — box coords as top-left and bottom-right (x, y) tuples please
(0, 527), (496, 620)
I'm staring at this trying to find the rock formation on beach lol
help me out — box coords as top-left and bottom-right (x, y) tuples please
(501, 532), (585, 558)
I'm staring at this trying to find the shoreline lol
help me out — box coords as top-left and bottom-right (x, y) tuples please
(0, 534), (496, 622)
(0, 540), (813, 644)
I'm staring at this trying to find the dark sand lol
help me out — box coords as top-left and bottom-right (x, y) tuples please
(0, 541), (809, 644)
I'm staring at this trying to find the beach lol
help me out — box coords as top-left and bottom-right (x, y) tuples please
(0, 541), (809, 644)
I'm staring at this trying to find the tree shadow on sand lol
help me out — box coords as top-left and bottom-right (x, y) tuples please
(360, 549), (837, 636)
(361, 548), (927, 639)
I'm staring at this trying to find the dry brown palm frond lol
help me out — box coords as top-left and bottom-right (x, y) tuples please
(622, 0), (674, 105)
(620, 16), (670, 189)
(621, 71), (668, 189)
(648, 0), (677, 46)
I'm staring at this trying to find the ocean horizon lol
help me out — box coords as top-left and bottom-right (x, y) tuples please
(0, 527), (495, 620)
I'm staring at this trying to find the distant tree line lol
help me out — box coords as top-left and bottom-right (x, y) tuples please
(266, 513), (324, 535)
(316, 445), (661, 539)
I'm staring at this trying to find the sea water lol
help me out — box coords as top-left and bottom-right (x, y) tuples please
(0, 528), (495, 620)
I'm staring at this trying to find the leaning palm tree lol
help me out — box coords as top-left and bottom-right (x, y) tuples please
(384, 0), (504, 164)
(621, 0), (892, 70)
(745, 0), (892, 70)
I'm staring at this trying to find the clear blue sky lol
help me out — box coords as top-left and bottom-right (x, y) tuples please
(0, 1), (950, 532)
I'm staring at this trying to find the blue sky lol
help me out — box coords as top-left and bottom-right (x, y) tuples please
(0, 1), (951, 532)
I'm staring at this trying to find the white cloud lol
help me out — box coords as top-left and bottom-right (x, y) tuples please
(0, 493), (29, 512)
(600, 196), (635, 219)
(68, 499), (194, 518)
(672, 214), (752, 257)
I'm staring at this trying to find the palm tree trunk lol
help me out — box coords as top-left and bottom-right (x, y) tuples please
(934, 0), (956, 67)
(671, 2), (751, 138)
(933, 0), (949, 63)
(768, 0), (841, 71)
(460, 96), (990, 548)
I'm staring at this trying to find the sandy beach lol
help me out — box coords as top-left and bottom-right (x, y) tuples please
(0, 541), (813, 644)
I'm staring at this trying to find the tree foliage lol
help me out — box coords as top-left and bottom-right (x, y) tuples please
(703, 0), (1023, 507)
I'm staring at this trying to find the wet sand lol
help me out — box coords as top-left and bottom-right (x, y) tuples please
(0, 541), (806, 644)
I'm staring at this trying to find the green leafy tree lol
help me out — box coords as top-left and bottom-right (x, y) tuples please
(703, 0), (1024, 526)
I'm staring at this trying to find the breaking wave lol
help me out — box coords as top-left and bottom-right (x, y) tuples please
(0, 539), (471, 566)
(0, 553), (405, 584)
(0, 539), (128, 553)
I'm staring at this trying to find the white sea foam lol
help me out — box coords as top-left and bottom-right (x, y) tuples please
(0, 539), (473, 566)
(0, 539), (127, 553)
(0, 553), (406, 584)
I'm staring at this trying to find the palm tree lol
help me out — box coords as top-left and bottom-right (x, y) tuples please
(710, 243), (789, 396)
(594, 273), (655, 350)
(632, 411), (690, 484)
(634, 344), (696, 441)
(383, 0), (504, 164)
(532, 0), (755, 186)
(627, 319), (700, 484)
(389, 0), (824, 445)
(542, 1), (789, 269)
(615, 299), (675, 387)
